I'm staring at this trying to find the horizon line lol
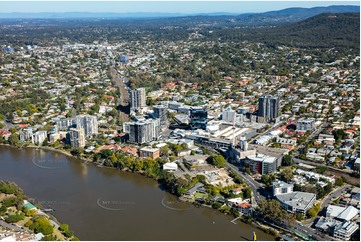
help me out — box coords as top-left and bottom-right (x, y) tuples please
(0, 4), (359, 14)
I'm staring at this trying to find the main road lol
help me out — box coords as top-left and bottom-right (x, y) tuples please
(109, 67), (130, 124)
(226, 160), (344, 241)
(225, 162), (265, 204)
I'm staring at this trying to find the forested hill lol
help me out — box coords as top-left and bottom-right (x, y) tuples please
(258, 12), (360, 49)
(234, 5), (360, 25)
(0, 11), (359, 52)
(203, 13), (360, 51)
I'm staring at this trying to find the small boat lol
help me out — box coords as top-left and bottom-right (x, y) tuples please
(252, 231), (257, 241)
(42, 208), (56, 212)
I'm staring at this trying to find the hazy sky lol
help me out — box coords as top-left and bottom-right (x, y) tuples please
(0, 1), (359, 13)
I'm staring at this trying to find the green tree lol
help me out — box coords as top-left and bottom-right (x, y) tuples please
(280, 167), (294, 182)
(42, 139), (49, 146)
(296, 213), (304, 221)
(261, 174), (276, 186)
(0, 206), (7, 216)
(70, 148), (83, 157)
(335, 176), (344, 186)
(230, 207), (240, 218)
(282, 155), (294, 166)
(299, 106), (307, 114)
(332, 129), (347, 143)
(25, 104), (38, 115)
(307, 203), (321, 218)
(206, 154), (226, 168)
(2, 197), (23, 208)
(0, 181), (23, 195)
(258, 199), (295, 227)
(29, 217), (54, 235)
(8, 133), (19, 146)
(160, 145), (169, 157)
(41, 235), (58, 241)
(212, 202), (222, 209)
(5, 213), (25, 223)
(293, 184), (302, 191)
(315, 166), (328, 174)
(63, 230), (74, 238)
(196, 175), (206, 183)
(59, 224), (69, 232)
(242, 187), (252, 199)
(25, 209), (37, 217)
(100, 149), (113, 158)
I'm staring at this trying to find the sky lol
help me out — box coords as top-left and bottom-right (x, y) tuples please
(0, 1), (359, 14)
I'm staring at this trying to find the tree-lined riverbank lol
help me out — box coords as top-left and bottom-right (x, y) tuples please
(0, 145), (275, 241)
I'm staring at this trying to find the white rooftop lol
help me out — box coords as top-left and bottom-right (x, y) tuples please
(327, 205), (359, 221)
(228, 197), (244, 204)
(338, 206), (359, 221)
(163, 162), (178, 171)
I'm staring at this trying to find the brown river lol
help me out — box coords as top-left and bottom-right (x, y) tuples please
(0, 146), (275, 241)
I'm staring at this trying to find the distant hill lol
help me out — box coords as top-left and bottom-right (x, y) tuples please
(0, 12), (187, 19)
(0, 11), (238, 19)
(198, 12), (360, 51)
(235, 5), (360, 25)
(0, 8), (358, 52)
(0, 5), (358, 24)
(249, 12), (360, 49)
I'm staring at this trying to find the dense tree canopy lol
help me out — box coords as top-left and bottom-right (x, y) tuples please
(206, 154), (226, 168)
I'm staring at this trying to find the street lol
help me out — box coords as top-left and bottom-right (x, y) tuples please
(110, 67), (130, 124)
(0, 220), (23, 232)
(225, 162), (265, 204)
(294, 221), (334, 241)
(295, 184), (352, 241)
(321, 184), (352, 209)
(225, 160), (349, 241)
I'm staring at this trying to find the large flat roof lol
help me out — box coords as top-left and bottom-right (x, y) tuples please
(249, 144), (289, 158)
(276, 192), (316, 211)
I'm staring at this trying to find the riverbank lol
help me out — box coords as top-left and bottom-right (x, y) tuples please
(0, 144), (276, 240)
(0, 143), (92, 163)
(1, 143), (277, 238)
(0, 180), (78, 241)
(0, 145), (262, 229)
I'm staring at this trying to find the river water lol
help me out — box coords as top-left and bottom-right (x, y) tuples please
(0, 146), (275, 241)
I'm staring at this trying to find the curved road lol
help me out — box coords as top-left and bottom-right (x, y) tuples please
(226, 162), (265, 204)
